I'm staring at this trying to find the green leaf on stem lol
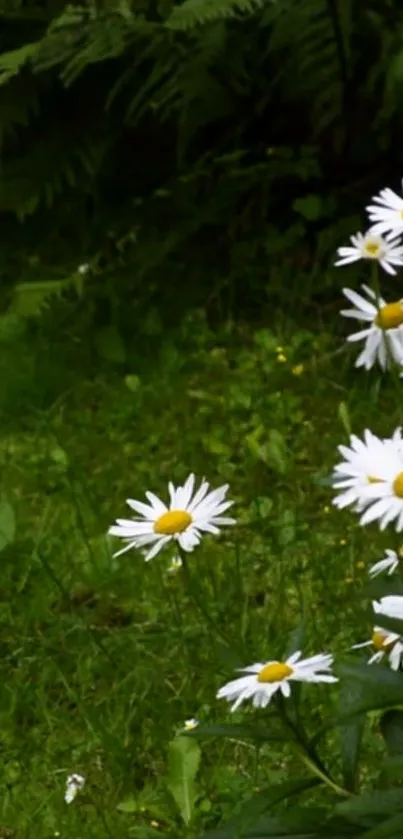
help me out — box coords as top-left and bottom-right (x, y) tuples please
(337, 662), (403, 718)
(166, 736), (200, 825)
(188, 722), (284, 744)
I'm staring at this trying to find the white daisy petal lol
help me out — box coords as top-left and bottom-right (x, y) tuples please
(369, 550), (399, 577)
(367, 185), (403, 237)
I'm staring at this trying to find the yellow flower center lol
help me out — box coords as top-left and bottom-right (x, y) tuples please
(364, 241), (381, 257)
(375, 301), (403, 330)
(372, 631), (394, 651)
(393, 472), (403, 499)
(257, 662), (293, 683)
(154, 510), (192, 535)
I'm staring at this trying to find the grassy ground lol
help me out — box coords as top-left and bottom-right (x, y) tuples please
(1, 297), (401, 838)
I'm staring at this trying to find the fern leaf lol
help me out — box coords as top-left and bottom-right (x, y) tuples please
(0, 42), (39, 86)
(166, 0), (267, 30)
(9, 272), (86, 318)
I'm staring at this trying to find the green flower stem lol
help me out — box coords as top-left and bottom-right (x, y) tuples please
(276, 696), (349, 798)
(178, 548), (241, 653)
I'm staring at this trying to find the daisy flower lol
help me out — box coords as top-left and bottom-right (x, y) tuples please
(366, 182), (403, 237)
(373, 595), (403, 621)
(108, 473), (235, 561)
(352, 626), (403, 671)
(332, 428), (403, 512)
(340, 285), (403, 370)
(369, 549), (400, 578)
(65, 773), (85, 804)
(183, 718), (198, 731)
(216, 651), (337, 712)
(335, 230), (403, 275)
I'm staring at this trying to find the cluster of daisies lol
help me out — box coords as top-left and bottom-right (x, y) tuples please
(336, 182), (403, 370)
(107, 473), (339, 712)
(103, 182), (403, 728)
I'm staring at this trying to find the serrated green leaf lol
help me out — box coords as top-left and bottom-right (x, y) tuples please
(166, 736), (200, 825)
(0, 502), (16, 553)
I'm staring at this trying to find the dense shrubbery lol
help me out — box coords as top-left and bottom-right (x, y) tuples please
(2, 0), (403, 316)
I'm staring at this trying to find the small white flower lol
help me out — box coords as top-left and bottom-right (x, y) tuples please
(108, 474), (235, 561)
(369, 549), (400, 578)
(335, 230), (403, 275)
(78, 263), (90, 275)
(183, 718), (198, 731)
(332, 429), (402, 512)
(340, 285), (403, 371)
(352, 626), (403, 670)
(366, 182), (403, 237)
(373, 595), (403, 621)
(217, 651), (337, 712)
(167, 555), (183, 574)
(65, 773), (85, 804)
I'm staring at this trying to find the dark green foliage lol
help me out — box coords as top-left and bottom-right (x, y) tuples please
(1, 0), (403, 314)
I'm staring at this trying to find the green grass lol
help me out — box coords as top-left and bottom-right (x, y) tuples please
(1, 302), (402, 837)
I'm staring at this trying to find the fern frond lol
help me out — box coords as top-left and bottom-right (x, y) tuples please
(9, 271), (87, 318)
(0, 41), (40, 86)
(166, 0), (268, 30)
(267, 0), (351, 135)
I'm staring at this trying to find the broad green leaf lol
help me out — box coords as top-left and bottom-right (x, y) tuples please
(293, 194), (323, 221)
(95, 326), (126, 363)
(337, 662), (403, 718)
(336, 788), (403, 821)
(204, 779), (321, 838)
(117, 796), (138, 813)
(370, 613), (403, 638)
(361, 576), (403, 601)
(380, 709), (403, 754)
(0, 502), (16, 553)
(166, 736), (200, 825)
(360, 813), (403, 838)
(188, 722), (284, 744)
